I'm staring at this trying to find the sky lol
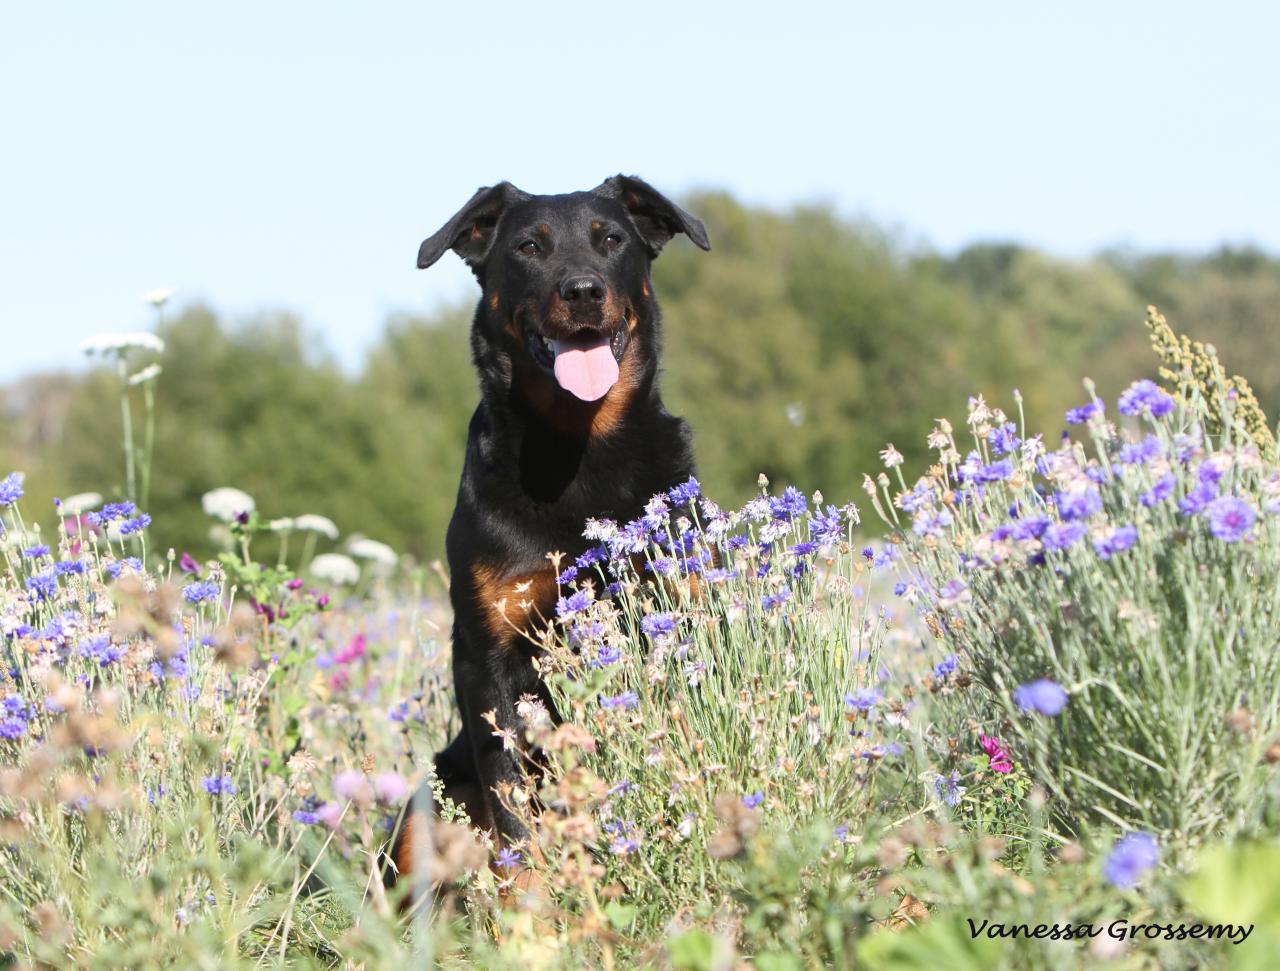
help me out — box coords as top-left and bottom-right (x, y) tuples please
(2, 1), (1278, 381)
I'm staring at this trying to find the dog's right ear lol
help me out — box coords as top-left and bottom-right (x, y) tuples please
(417, 182), (528, 271)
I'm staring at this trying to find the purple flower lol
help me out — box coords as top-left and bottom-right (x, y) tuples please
(54, 560), (86, 576)
(183, 580), (221, 605)
(988, 422), (1020, 457)
(591, 644), (622, 668)
(760, 588), (791, 611)
(976, 460), (1014, 483)
(21, 545), (50, 559)
(1013, 679), (1068, 716)
(293, 810), (321, 825)
(1104, 832), (1159, 889)
(1205, 496), (1255, 543)
(105, 558), (142, 579)
(1140, 474), (1176, 507)
(25, 571), (57, 601)
(1117, 380), (1174, 419)
(0, 473), (24, 506)
(742, 791), (764, 809)
(640, 613), (676, 641)
(600, 690), (639, 711)
(667, 477), (701, 505)
(1094, 524), (1138, 560)
(933, 654), (959, 680)
(1118, 435), (1163, 466)
(1056, 487), (1103, 522)
(496, 847), (522, 869)
(201, 775), (238, 796)
(769, 486), (808, 520)
(934, 773), (964, 807)
(179, 552), (202, 575)
(844, 688), (883, 711)
(1179, 481), (1218, 516)
(556, 565), (579, 585)
(555, 589), (593, 618)
(1065, 400), (1103, 424)
(117, 514), (151, 536)
(1042, 521), (1086, 551)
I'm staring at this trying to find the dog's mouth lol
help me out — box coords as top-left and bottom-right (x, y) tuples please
(526, 326), (628, 402)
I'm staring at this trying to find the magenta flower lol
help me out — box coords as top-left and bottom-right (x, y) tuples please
(979, 735), (1013, 774)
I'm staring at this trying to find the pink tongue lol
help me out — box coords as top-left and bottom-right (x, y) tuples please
(551, 338), (619, 401)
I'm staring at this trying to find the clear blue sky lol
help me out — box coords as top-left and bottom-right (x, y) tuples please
(3, 1), (1277, 380)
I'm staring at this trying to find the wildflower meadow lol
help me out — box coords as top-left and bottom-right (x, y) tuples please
(4, 307), (1280, 969)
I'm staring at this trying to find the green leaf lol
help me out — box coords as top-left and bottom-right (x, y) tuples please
(1183, 841), (1280, 937)
(857, 917), (1002, 971)
(668, 929), (734, 971)
(754, 952), (806, 971)
(603, 901), (636, 932)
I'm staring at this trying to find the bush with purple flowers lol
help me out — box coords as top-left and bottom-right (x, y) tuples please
(875, 338), (1280, 843)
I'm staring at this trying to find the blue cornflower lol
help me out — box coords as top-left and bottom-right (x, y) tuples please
(79, 635), (125, 667)
(1140, 473), (1176, 507)
(742, 791), (764, 809)
(640, 612), (676, 640)
(0, 473), (24, 506)
(934, 773), (964, 807)
(769, 486), (808, 520)
(600, 691), (639, 711)
(893, 581), (908, 596)
(1205, 496), (1255, 543)
(645, 556), (676, 576)
(642, 494), (670, 530)
(608, 780), (634, 797)
(292, 810), (322, 825)
(1056, 487), (1103, 522)
(21, 545), (50, 559)
(555, 589), (593, 618)
(1117, 380), (1174, 419)
(1065, 400), (1103, 424)
(760, 588), (791, 611)
(1179, 481), (1218, 516)
(591, 644), (622, 668)
(844, 688), (883, 711)
(1041, 521), (1086, 551)
(183, 580), (220, 605)
(201, 775), (238, 796)
(556, 565), (579, 585)
(55, 560), (87, 576)
(988, 421), (1020, 457)
(975, 459), (1014, 483)
(105, 558), (142, 579)
(25, 571), (57, 600)
(495, 847), (522, 869)
(0, 717), (28, 740)
(1013, 679), (1068, 716)
(667, 476), (701, 505)
(117, 514), (151, 536)
(1104, 832), (1159, 889)
(1094, 524), (1138, 560)
(872, 544), (898, 568)
(790, 540), (819, 557)
(388, 701), (409, 723)
(724, 534), (749, 552)
(1118, 435), (1163, 466)
(575, 547), (606, 569)
(1198, 461), (1224, 485)
(933, 654), (959, 680)
(809, 505), (844, 546)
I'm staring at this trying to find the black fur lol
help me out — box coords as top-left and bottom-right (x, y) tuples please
(393, 176), (710, 872)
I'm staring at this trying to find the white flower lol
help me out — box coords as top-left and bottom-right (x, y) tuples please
(293, 514), (339, 540)
(127, 364), (162, 386)
(347, 537), (397, 567)
(201, 487), (256, 521)
(309, 553), (360, 586)
(879, 444), (904, 469)
(59, 492), (103, 515)
(583, 518), (617, 541)
(268, 518), (295, 532)
(143, 288), (175, 308)
(79, 331), (166, 356)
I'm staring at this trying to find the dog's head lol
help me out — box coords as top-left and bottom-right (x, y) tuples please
(418, 176), (709, 417)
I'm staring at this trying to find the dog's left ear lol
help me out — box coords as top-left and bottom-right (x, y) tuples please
(594, 175), (710, 256)
(418, 182), (529, 271)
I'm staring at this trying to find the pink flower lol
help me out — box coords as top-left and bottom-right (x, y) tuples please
(316, 802), (344, 828)
(373, 771), (409, 804)
(333, 769), (374, 805)
(333, 634), (367, 665)
(980, 735), (1013, 774)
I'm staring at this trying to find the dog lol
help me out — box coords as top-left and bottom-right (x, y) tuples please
(388, 176), (710, 887)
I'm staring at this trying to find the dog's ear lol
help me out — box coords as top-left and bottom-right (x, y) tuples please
(594, 175), (710, 256)
(418, 182), (528, 271)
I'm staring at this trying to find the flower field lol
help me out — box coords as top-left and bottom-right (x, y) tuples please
(3, 308), (1280, 969)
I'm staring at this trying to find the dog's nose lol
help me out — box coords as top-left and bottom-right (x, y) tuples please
(559, 275), (606, 304)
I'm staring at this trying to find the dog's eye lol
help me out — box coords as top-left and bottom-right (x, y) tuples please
(517, 240), (540, 256)
(603, 233), (623, 250)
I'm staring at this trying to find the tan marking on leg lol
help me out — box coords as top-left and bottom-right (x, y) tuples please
(471, 562), (558, 646)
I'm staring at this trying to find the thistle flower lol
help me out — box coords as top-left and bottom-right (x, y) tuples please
(1013, 679), (1068, 716)
(1104, 831), (1159, 889)
(201, 487), (255, 522)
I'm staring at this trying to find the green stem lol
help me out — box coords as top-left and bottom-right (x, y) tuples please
(117, 355), (137, 503)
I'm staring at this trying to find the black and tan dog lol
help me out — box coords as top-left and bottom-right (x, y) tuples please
(389, 176), (709, 884)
